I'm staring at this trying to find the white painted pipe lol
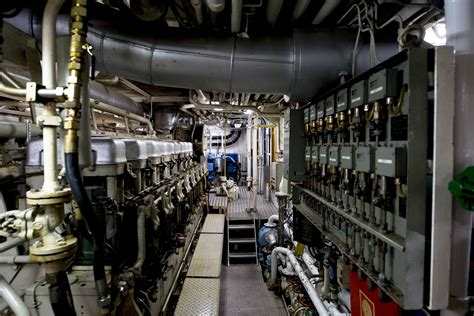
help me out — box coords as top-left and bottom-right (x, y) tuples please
(40, 0), (64, 194)
(91, 101), (154, 134)
(284, 222), (319, 276)
(312, 0), (341, 25)
(231, 0), (243, 33)
(267, 214), (279, 227)
(252, 115), (258, 210)
(292, 0), (311, 21)
(324, 301), (349, 316)
(270, 247), (329, 316)
(0, 238), (24, 253)
(0, 256), (33, 264)
(132, 207), (146, 271)
(206, 0), (225, 13)
(0, 275), (30, 316)
(266, 0), (284, 26)
(246, 116), (252, 187)
(190, 0), (203, 25)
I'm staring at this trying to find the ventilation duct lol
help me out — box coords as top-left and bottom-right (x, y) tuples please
(5, 8), (398, 102)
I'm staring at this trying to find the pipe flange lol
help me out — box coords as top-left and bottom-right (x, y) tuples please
(29, 237), (77, 262)
(26, 188), (72, 205)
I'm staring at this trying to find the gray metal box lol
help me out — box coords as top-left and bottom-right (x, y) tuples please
(317, 100), (325, 119)
(325, 95), (335, 116)
(309, 104), (316, 122)
(336, 88), (349, 112)
(328, 146), (340, 166)
(319, 146), (329, 164)
(368, 68), (398, 102)
(304, 108), (310, 123)
(350, 80), (368, 108)
(340, 146), (355, 169)
(355, 146), (374, 173)
(305, 146), (312, 162)
(284, 110), (306, 181)
(375, 147), (407, 177)
(311, 146), (319, 163)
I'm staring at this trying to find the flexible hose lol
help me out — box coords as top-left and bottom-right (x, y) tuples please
(65, 153), (107, 299)
(48, 271), (76, 316)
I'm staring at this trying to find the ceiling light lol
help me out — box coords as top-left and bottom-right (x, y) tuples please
(424, 20), (446, 46)
(182, 104), (195, 109)
(214, 108), (224, 112)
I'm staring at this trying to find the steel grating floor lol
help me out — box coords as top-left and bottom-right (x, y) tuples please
(219, 264), (286, 316)
(227, 187), (279, 220)
(201, 214), (226, 234)
(174, 278), (220, 316)
(209, 192), (228, 209)
(187, 233), (224, 278)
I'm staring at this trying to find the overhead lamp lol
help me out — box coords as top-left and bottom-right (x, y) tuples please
(182, 103), (195, 109)
(214, 108), (224, 112)
(424, 20), (446, 46)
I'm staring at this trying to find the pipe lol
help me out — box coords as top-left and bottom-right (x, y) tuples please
(231, 0), (243, 33)
(80, 54), (91, 168)
(267, 214), (279, 227)
(0, 238), (25, 253)
(270, 247), (329, 316)
(252, 115), (258, 210)
(0, 256), (33, 264)
(246, 116), (252, 190)
(312, 0), (341, 25)
(91, 101), (154, 134)
(132, 207), (146, 272)
(445, 0), (474, 303)
(210, 130), (241, 146)
(190, 0), (203, 25)
(46, 267), (76, 316)
(90, 81), (144, 116)
(0, 84), (26, 97)
(0, 122), (42, 138)
(6, 11), (398, 102)
(206, 0), (225, 13)
(266, 0), (284, 26)
(0, 275), (30, 316)
(292, 0), (311, 21)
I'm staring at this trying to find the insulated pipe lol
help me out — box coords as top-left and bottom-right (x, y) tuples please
(266, 0), (284, 26)
(312, 0), (341, 25)
(270, 247), (329, 316)
(91, 100), (154, 134)
(6, 11), (398, 102)
(0, 238), (25, 253)
(0, 122), (42, 138)
(132, 207), (147, 272)
(0, 275), (30, 316)
(292, 0), (311, 21)
(445, 0), (474, 303)
(231, 0), (243, 33)
(190, 0), (203, 25)
(206, 0), (225, 13)
(90, 81), (144, 116)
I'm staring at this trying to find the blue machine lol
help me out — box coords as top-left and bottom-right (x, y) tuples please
(257, 222), (279, 269)
(207, 153), (240, 183)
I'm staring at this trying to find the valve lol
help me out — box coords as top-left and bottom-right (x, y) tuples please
(449, 166), (474, 211)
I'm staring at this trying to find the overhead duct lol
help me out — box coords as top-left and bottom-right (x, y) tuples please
(5, 8), (398, 102)
(211, 130), (242, 146)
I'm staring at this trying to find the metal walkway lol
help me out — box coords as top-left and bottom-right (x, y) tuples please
(227, 187), (279, 220)
(219, 264), (286, 316)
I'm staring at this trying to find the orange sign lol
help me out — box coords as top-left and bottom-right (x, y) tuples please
(360, 289), (375, 316)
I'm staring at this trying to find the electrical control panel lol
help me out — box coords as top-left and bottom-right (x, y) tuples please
(284, 109), (306, 182)
(293, 49), (430, 310)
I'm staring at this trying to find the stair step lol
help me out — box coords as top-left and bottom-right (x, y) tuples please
(228, 252), (256, 258)
(229, 238), (255, 244)
(228, 224), (254, 230)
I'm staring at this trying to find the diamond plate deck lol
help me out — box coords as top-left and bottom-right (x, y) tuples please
(227, 187), (279, 220)
(187, 233), (224, 278)
(209, 193), (228, 210)
(174, 278), (220, 316)
(202, 214), (226, 234)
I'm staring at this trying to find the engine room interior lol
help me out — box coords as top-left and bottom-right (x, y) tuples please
(0, 0), (471, 315)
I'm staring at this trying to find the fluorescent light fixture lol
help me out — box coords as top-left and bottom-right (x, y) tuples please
(424, 20), (446, 46)
(214, 107), (224, 112)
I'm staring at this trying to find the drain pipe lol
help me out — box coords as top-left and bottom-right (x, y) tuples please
(0, 274), (30, 316)
(270, 247), (329, 316)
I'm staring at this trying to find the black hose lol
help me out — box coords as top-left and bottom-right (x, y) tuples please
(48, 270), (76, 316)
(65, 153), (108, 301)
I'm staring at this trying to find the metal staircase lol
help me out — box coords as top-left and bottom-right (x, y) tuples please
(226, 217), (258, 265)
